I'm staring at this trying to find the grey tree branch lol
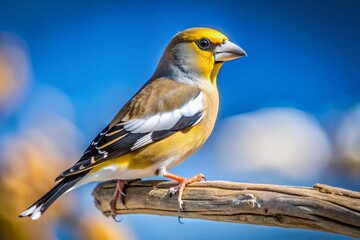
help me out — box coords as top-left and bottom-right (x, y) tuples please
(92, 180), (360, 238)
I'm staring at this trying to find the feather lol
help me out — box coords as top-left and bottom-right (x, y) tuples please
(55, 79), (204, 180)
(19, 171), (89, 220)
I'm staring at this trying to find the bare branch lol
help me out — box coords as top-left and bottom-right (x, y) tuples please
(92, 180), (360, 238)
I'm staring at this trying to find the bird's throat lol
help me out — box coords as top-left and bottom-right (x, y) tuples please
(210, 62), (223, 85)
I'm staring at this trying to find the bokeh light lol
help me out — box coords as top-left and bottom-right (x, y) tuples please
(216, 108), (331, 179)
(333, 104), (360, 181)
(0, 33), (30, 117)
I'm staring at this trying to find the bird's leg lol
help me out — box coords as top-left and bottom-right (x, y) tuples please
(110, 180), (127, 217)
(163, 172), (205, 211)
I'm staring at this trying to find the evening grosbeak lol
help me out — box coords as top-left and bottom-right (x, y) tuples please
(19, 27), (246, 220)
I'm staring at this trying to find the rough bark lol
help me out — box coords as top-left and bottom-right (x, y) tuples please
(92, 180), (360, 238)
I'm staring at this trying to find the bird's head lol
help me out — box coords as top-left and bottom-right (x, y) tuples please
(152, 27), (246, 85)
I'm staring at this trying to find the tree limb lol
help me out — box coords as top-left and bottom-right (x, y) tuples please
(92, 180), (360, 238)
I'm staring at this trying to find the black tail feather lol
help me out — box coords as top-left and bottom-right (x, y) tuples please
(19, 170), (89, 220)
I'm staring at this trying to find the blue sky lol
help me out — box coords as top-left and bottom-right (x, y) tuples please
(1, 1), (359, 239)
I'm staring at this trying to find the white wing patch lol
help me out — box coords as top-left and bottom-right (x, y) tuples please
(180, 91), (204, 116)
(131, 133), (153, 150)
(124, 118), (146, 132)
(124, 92), (204, 134)
(132, 115), (160, 133)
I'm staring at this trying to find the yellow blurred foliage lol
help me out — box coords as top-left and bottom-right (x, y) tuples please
(0, 119), (135, 239)
(0, 133), (69, 239)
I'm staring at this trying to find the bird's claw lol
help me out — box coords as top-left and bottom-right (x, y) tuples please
(179, 199), (184, 211)
(111, 214), (123, 222)
(168, 188), (184, 210)
(168, 185), (180, 198)
(200, 175), (206, 182)
(110, 180), (128, 219)
(167, 173), (205, 212)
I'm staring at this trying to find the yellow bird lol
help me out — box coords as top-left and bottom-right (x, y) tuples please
(19, 27), (246, 220)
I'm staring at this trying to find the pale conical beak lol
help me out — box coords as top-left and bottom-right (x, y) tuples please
(214, 40), (247, 62)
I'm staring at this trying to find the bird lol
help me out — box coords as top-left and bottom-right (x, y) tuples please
(19, 27), (246, 220)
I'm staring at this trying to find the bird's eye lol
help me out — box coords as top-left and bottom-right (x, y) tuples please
(197, 38), (211, 50)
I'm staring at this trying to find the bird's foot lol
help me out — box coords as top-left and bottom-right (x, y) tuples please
(166, 173), (206, 211)
(110, 180), (127, 220)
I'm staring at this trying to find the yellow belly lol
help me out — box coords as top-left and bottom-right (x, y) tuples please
(90, 120), (210, 176)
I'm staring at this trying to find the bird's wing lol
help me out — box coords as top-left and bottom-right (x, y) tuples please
(56, 78), (204, 180)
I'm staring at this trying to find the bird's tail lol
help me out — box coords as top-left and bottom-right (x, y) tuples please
(19, 171), (88, 220)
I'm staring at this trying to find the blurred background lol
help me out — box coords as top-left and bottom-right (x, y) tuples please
(0, 0), (359, 239)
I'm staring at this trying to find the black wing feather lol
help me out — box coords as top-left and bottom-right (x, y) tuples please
(56, 108), (203, 181)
